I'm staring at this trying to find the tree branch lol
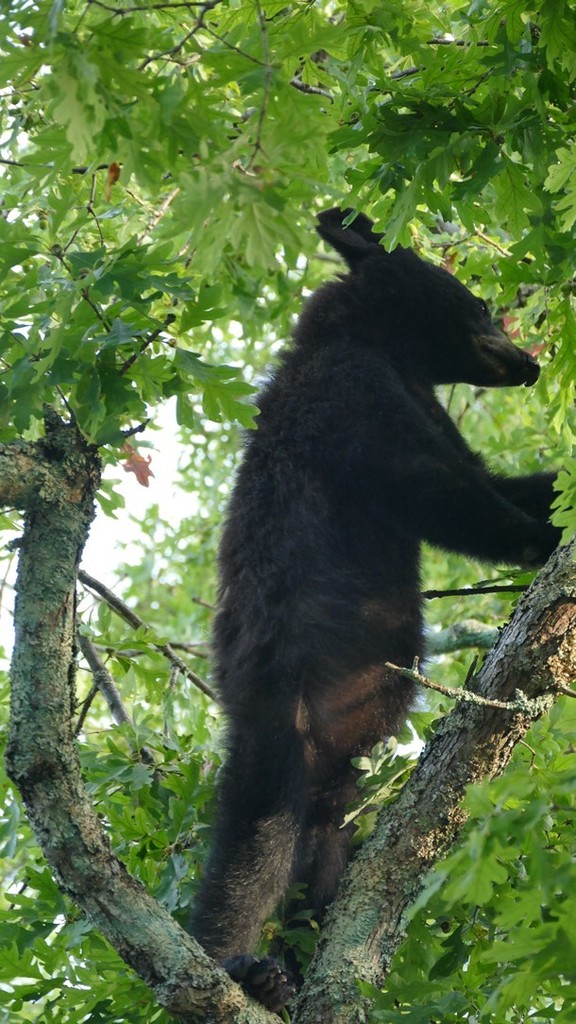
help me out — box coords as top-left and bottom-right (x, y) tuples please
(4, 422), (275, 1023)
(248, 0), (272, 168)
(118, 312), (177, 376)
(425, 618), (498, 653)
(289, 77), (333, 100)
(0, 438), (92, 509)
(139, 0), (224, 69)
(385, 659), (531, 710)
(423, 582), (526, 599)
(78, 569), (217, 702)
(293, 538), (576, 1024)
(76, 631), (156, 763)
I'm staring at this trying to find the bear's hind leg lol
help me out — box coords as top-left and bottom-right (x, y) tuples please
(189, 716), (308, 1010)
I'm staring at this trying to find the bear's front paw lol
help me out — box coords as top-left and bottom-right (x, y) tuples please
(222, 954), (296, 1014)
(520, 522), (562, 568)
(520, 543), (547, 568)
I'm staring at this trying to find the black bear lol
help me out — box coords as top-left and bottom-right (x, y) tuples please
(189, 208), (560, 1011)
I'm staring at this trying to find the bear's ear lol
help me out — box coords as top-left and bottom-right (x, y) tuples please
(316, 207), (383, 267)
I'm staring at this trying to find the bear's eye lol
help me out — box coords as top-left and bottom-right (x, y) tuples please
(478, 299), (490, 318)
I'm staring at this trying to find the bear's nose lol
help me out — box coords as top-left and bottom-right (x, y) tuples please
(522, 352), (540, 386)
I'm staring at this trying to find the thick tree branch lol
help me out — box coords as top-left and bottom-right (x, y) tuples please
(3, 426), (274, 1023)
(293, 539), (576, 1024)
(425, 618), (498, 653)
(0, 439), (92, 509)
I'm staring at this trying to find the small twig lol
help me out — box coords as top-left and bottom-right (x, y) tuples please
(124, 188), (148, 210)
(390, 66), (419, 81)
(518, 738), (537, 763)
(138, 186), (181, 242)
(191, 594), (216, 611)
(78, 570), (218, 702)
(77, 632), (131, 726)
(202, 26), (267, 66)
(462, 69), (493, 100)
(7, 878), (30, 911)
(118, 314), (176, 376)
(386, 660), (535, 712)
(80, 286), (111, 327)
(167, 641), (209, 658)
(386, 37), (491, 83)
(474, 229), (513, 258)
(139, 0), (224, 69)
(248, 0), (271, 168)
(86, 170), (105, 245)
(289, 77), (333, 100)
(64, 169), (105, 253)
(89, 0), (208, 10)
(121, 419), (151, 440)
(51, 245), (111, 328)
(423, 584), (526, 599)
(72, 164), (111, 174)
(74, 682), (99, 734)
(92, 640), (208, 659)
(557, 684), (576, 699)
(77, 632), (156, 763)
(426, 37), (490, 47)
(164, 663), (181, 739)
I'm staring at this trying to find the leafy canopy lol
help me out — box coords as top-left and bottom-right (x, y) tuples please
(1, 1), (576, 1022)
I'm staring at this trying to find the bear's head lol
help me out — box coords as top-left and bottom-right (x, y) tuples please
(316, 208), (540, 389)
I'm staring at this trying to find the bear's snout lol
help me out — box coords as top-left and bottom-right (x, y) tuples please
(476, 334), (541, 387)
(521, 351), (540, 386)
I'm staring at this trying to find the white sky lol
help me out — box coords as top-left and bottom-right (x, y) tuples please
(1, 402), (189, 659)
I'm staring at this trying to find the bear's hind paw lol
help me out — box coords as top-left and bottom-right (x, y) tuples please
(222, 953), (296, 1013)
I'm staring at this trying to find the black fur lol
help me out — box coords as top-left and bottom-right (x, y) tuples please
(189, 208), (560, 1011)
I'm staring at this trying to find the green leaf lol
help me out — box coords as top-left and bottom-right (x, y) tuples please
(49, 51), (107, 162)
(544, 147), (576, 193)
(493, 159), (537, 236)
